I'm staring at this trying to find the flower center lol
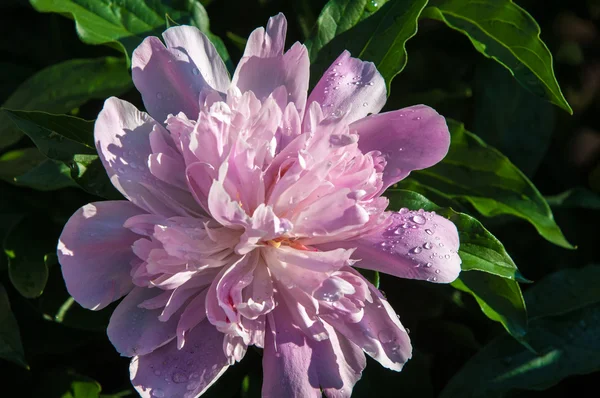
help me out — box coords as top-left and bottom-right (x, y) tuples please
(266, 238), (316, 251)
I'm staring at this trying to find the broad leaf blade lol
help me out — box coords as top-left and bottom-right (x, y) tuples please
(30, 0), (231, 69)
(399, 120), (573, 249)
(453, 273), (527, 338)
(473, 60), (554, 177)
(4, 110), (120, 199)
(0, 57), (131, 151)
(423, 0), (572, 113)
(308, 0), (428, 91)
(4, 216), (53, 299)
(441, 266), (600, 397)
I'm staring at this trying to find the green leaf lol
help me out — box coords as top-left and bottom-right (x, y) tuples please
(0, 282), (28, 368)
(4, 110), (121, 199)
(0, 57), (131, 151)
(13, 159), (77, 191)
(0, 148), (47, 183)
(525, 265), (600, 319)
(545, 187), (600, 210)
(30, 0), (231, 70)
(422, 0), (572, 114)
(307, 0), (428, 91)
(399, 120), (573, 249)
(473, 59), (554, 176)
(441, 266), (600, 397)
(4, 215), (53, 298)
(388, 189), (528, 337)
(34, 370), (102, 398)
(453, 273), (527, 338)
(356, 268), (380, 288)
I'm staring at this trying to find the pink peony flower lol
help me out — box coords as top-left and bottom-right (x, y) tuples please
(58, 13), (460, 398)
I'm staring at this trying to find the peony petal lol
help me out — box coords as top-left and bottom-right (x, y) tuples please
(162, 26), (230, 92)
(243, 13), (287, 58)
(233, 15), (309, 115)
(206, 167), (250, 229)
(320, 210), (461, 283)
(307, 51), (386, 125)
(291, 189), (370, 240)
(350, 105), (451, 191)
(132, 26), (229, 124)
(58, 201), (144, 310)
(107, 287), (181, 357)
(322, 270), (412, 371)
(95, 97), (202, 217)
(130, 319), (228, 398)
(262, 301), (365, 398)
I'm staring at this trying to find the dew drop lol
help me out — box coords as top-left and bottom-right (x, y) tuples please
(172, 372), (188, 383)
(152, 389), (165, 398)
(399, 208), (409, 214)
(410, 246), (422, 254)
(411, 214), (426, 225)
(117, 167), (125, 174)
(444, 254), (450, 259)
(425, 262), (432, 268)
(423, 242), (432, 250)
(435, 269), (441, 274)
(363, 102), (368, 107)
(378, 329), (394, 343)
(425, 229), (433, 235)
(192, 67), (199, 75)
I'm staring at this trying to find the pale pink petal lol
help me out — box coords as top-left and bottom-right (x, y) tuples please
(186, 162), (216, 213)
(350, 105), (451, 191)
(233, 37), (309, 115)
(58, 201), (144, 310)
(320, 210), (461, 283)
(207, 170), (250, 229)
(107, 287), (181, 356)
(243, 13), (287, 58)
(322, 271), (412, 371)
(307, 51), (386, 124)
(262, 301), (365, 398)
(176, 288), (208, 349)
(130, 320), (228, 398)
(291, 189), (370, 239)
(95, 97), (202, 217)
(132, 26), (229, 124)
(162, 25), (230, 92)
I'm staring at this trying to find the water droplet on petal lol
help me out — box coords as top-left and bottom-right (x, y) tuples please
(411, 214), (426, 225)
(363, 102), (368, 107)
(410, 246), (422, 254)
(423, 242), (432, 250)
(378, 329), (394, 343)
(425, 262), (432, 268)
(399, 208), (409, 214)
(172, 372), (188, 383)
(435, 269), (441, 274)
(152, 389), (165, 397)
(192, 67), (199, 75)
(425, 229), (433, 235)
(117, 167), (125, 174)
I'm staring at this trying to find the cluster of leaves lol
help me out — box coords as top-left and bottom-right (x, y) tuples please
(0, 0), (598, 397)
